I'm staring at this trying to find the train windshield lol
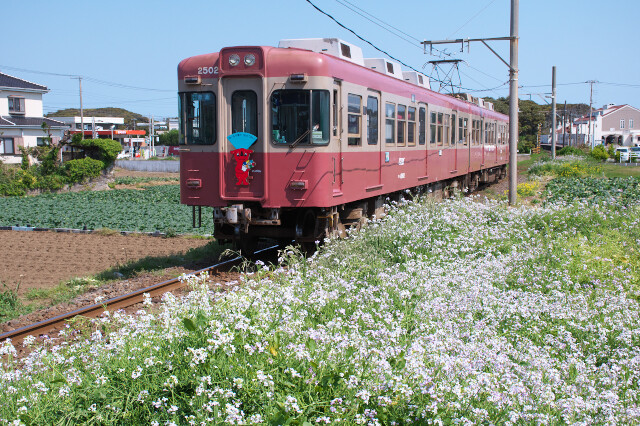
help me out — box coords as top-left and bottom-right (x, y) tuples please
(271, 90), (330, 146)
(179, 92), (216, 145)
(232, 91), (258, 136)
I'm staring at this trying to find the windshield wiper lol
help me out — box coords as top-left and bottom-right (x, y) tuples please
(289, 129), (311, 148)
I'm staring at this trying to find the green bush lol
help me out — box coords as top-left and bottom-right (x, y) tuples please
(589, 145), (609, 161)
(64, 157), (104, 183)
(14, 169), (37, 189)
(74, 138), (123, 166)
(0, 181), (26, 196)
(518, 136), (535, 154)
(36, 174), (67, 191)
(557, 146), (585, 156)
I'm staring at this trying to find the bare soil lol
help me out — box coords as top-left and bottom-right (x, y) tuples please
(0, 230), (210, 297)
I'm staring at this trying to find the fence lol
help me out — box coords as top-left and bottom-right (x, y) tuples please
(114, 159), (180, 173)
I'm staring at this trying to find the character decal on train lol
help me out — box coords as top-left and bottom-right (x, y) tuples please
(227, 132), (257, 186)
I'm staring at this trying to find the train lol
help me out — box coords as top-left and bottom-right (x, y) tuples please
(177, 38), (509, 252)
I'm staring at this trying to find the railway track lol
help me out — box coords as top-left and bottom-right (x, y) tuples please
(0, 245), (279, 346)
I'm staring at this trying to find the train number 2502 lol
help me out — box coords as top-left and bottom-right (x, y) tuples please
(198, 66), (219, 75)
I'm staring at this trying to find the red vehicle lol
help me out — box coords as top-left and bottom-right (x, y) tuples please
(178, 38), (508, 252)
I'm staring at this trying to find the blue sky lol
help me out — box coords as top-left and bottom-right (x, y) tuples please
(2, 0), (638, 119)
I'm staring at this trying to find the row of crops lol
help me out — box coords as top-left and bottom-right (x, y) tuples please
(0, 185), (212, 235)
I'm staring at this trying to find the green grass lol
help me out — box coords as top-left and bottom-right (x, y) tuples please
(599, 162), (640, 178)
(0, 283), (31, 322)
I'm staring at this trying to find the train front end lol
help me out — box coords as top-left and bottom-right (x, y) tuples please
(178, 46), (336, 250)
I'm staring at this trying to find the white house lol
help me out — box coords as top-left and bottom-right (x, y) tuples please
(0, 72), (67, 164)
(574, 104), (640, 147)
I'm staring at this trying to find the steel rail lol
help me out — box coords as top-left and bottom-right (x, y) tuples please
(0, 245), (278, 345)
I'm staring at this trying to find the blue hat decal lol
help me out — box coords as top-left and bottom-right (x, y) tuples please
(227, 132), (257, 150)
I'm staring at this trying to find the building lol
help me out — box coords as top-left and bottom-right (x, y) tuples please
(54, 116), (125, 131)
(575, 104), (640, 147)
(0, 72), (67, 164)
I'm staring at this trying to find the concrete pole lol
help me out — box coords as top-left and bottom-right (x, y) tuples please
(508, 0), (519, 206)
(563, 101), (567, 147)
(77, 77), (84, 140)
(551, 66), (556, 159)
(588, 81), (594, 149)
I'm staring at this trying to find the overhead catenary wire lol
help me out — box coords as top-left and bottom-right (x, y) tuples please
(305, 0), (506, 93)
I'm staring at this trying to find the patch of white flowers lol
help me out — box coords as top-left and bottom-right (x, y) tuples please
(1, 196), (639, 424)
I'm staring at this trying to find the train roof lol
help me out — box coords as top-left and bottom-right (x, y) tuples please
(177, 39), (507, 121)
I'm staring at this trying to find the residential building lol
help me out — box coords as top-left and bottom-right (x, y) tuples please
(574, 104), (640, 146)
(0, 72), (67, 164)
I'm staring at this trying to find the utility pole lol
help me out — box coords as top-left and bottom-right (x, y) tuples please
(587, 80), (596, 148)
(551, 66), (556, 159)
(563, 101), (567, 148)
(422, 0), (519, 205)
(71, 76), (85, 140)
(507, 0), (519, 206)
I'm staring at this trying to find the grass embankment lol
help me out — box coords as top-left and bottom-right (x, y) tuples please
(2, 170), (639, 424)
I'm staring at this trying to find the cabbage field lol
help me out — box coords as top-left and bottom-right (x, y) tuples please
(0, 185), (212, 235)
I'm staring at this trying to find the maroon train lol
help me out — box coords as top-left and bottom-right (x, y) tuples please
(177, 38), (508, 251)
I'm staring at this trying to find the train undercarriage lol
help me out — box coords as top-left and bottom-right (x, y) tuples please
(205, 165), (506, 254)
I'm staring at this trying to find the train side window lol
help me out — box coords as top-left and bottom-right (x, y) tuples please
(312, 91), (331, 144)
(485, 123), (489, 145)
(430, 111), (436, 146)
(397, 104), (406, 146)
(347, 93), (362, 146)
(385, 103), (395, 145)
(231, 90), (258, 136)
(459, 117), (468, 145)
(418, 107), (426, 145)
(271, 89), (330, 146)
(180, 91), (216, 145)
(407, 107), (416, 146)
(437, 112), (444, 147)
(367, 96), (379, 145)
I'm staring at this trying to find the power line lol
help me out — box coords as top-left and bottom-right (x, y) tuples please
(334, 0), (422, 47)
(305, 0), (494, 93)
(447, 0), (499, 39)
(0, 64), (173, 92)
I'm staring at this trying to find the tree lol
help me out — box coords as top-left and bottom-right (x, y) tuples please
(484, 97), (545, 152)
(158, 129), (179, 146)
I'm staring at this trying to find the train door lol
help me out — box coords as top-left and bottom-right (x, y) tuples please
(481, 118), (486, 166)
(220, 77), (264, 199)
(459, 115), (469, 173)
(366, 91), (382, 186)
(332, 80), (343, 193)
(493, 122), (499, 165)
(451, 110), (458, 174)
(418, 103), (428, 178)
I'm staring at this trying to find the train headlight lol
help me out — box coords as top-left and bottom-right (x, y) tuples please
(229, 54), (240, 67)
(244, 54), (256, 66)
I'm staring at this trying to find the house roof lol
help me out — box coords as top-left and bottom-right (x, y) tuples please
(0, 116), (68, 128)
(0, 72), (49, 91)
